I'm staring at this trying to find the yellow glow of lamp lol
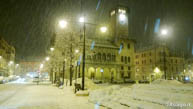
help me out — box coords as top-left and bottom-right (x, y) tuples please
(59, 20), (67, 28)
(154, 67), (160, 73)
(100, 26), (107, 33)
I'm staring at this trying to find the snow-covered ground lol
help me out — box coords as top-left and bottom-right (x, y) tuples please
(89, 80), (193, 109)
(0, 83), (106, 109)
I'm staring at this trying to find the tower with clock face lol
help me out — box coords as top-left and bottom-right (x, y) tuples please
(109, 6), (129, 42)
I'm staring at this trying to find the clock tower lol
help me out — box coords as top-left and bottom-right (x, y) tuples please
(109, 6), (129, 42)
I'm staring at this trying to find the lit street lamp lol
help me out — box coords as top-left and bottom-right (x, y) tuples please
(100, 26), (107, 33)
(46, 57), (50, 61)
(161, 29), (168, 36)
(50, 47), (54, 51)
(160, 28), (168, 80)
(59, 20), (67, 29)
(79, 17), (85, 23)
(75, 49), (79, 53)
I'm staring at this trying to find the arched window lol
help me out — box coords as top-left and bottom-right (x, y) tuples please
(107, 53), (111, 61)
(121, 56), (124, 62)
(128, 57), (130, 63)
(103, 53), (106, 61)
(125, 56), (127, 64)
(98, 53), (101, 61)
(93, 54), (96, 60)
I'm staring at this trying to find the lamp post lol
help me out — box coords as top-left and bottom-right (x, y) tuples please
(161, 29), (168, 80)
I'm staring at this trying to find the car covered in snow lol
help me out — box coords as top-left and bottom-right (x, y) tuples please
(0, 76), (4, 84)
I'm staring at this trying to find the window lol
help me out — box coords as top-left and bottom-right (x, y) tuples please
(121, 66), (124, 70)
(121, 56), (124, 62)
(127, 43), (130, 49)
(125, 56), (127, 64)
(149, 52), (151, 56)
(98, 53), (101, 60)
(103, 53), (106, 61)
(128, 66), (131, 70)
(150, 59), (152, 63)
(128, 72), (131, 78)
(136, 55), (139, 58)
(128, 57), (130, 63)
(107, 53), (111, 61)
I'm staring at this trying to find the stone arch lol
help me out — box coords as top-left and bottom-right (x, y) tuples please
(110, 68), (116, 82)
(88, 67), (95, 79)
(104, 68), (110, 82)
(96, 67), (103, 80)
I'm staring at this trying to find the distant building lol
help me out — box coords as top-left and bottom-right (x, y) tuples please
(0, 37), (15, 76)
(19, 61), (41, 75)
(184, 58), (193, 81)
(135, 45), (184, 81)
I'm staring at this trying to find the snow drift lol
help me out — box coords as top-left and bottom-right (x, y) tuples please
(89, 80), (193, 109)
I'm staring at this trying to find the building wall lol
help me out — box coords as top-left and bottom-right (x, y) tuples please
(184, 58), (193, 81)
(135, 46), (184, 81)
(0, 37), (15, 76)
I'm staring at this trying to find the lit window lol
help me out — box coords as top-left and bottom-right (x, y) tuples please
(118, 9), (126, 14)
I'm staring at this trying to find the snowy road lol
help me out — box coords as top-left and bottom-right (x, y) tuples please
(0, 83), (105, 109)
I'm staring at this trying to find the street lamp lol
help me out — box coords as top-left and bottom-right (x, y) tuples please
(100, 26), (107, 33)
(59, 20), (67, 29)
(79, 17), (85, 23)
(75, 49), (79, 53)
(160, 28), (168, 80)
(161, 29), (168, 36)
(16, 64), (19, 67)
(46, 57), (50, 61)
(50, 47), (54, 51)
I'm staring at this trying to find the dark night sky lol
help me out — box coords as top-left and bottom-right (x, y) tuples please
(0, 0), (193, 61)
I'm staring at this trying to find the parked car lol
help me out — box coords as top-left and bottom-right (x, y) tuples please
(33, 76), (39, 85)
(139, 80), (150, 84)
(124, 78), (136, 83)
(0, 76), (4, 84)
